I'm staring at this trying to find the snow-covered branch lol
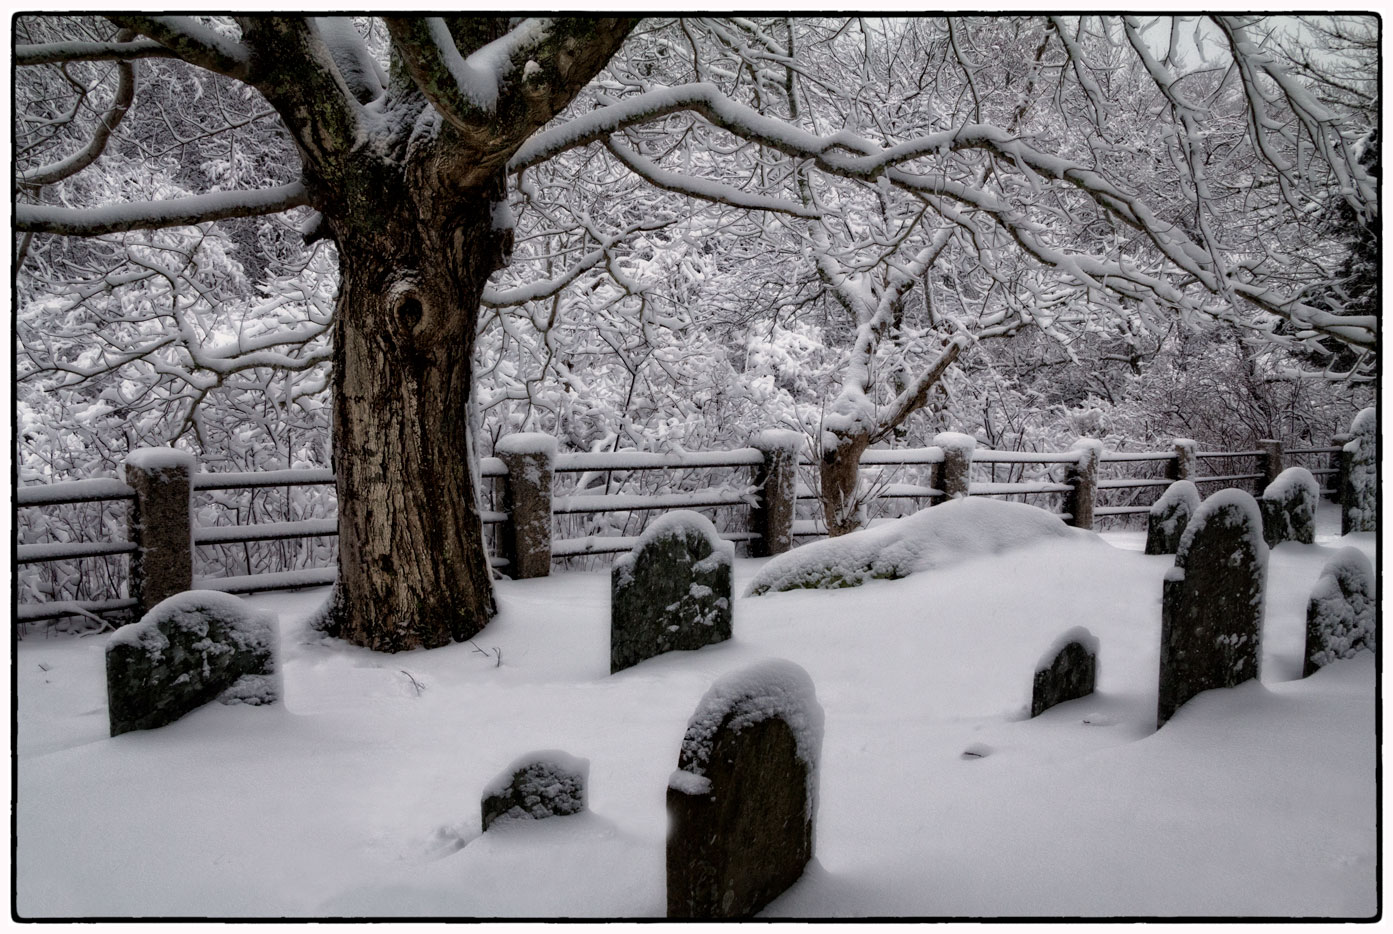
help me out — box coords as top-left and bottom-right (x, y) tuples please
(16, 182), (311, 236)
(104, 15), (252, 80)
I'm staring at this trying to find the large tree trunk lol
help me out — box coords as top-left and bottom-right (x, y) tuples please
(315, 173), (509, 652)
(819, 432), (870, 538)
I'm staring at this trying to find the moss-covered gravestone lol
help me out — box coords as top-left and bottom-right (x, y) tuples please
(1157, 490), (1267, 728)
(667, 660), (824, 919)
(1031, 627), (1098, 717)
(1145, 480), (1200, 555)
(481, 751), (589, 831)
(1303, 548), (1376, 678)
(611, 511), (733, 674)
(1260, 466), (1318, 548)
(1342, 407), (1377, 534)
(107, 590), (278, 736)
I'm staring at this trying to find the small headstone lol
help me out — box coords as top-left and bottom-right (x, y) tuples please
(106, 590), (277, 737)
(1145, 480), (1200, 555)
(1342, 407), (1376, 534)
(1031, 626), (1099, 717)
(1303, 548), (1376, 677)
(1260, 466), (1318, 547)
(667, 660), (824, 919)
(611, 511), (733, 674)
(1157, 490), (1267, 729)
(481, 751), (589, 831)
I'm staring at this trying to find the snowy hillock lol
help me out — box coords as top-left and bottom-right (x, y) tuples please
(746, 497), (1094, 595)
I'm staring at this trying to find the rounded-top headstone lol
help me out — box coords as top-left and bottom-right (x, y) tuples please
(667, 659), (824, 919)
(1158, 489), (1268, 728)
(1147, 480), (1201, 555)
(1260, 466), (1319, 547)
(611, 511), (733, 673)
(1304, 547), (1375, 677)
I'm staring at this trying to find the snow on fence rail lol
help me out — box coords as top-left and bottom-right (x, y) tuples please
(15, 434), (1350, 627)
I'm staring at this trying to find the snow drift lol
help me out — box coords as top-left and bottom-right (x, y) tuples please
(746, 497), (1095, 595)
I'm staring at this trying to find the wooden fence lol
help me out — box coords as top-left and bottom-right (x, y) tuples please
(16, 432), (1349, 628)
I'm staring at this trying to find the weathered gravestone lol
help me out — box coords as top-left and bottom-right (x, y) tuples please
(1146, 480), (1201, 555)
(667, 659), (824, 919)
(481, 750), (589, 831)
(611, 510), (733, 674)
(1342, 407), (1377, 534)
(1303, 548), (1376, 678)
(1260, 466), (1318, 548)
(107, 590), (278, 737)
(1157, 489), (1267, 729)
(1031, 626), (1099, 718)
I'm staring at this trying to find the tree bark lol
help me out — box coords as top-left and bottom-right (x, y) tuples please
(315, 173), (509, 651)
(819, 432), (870, 538)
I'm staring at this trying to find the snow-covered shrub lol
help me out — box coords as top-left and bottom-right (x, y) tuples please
(746, 497), (1092, 595)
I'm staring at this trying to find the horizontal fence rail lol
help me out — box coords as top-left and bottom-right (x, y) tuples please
(14, 433), (1355, 627)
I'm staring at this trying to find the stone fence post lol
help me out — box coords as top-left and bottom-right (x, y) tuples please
(1063, 438), (1102, 530)
(495, 433), (556, 579)
(933, 432), (976, 504)
(749, 430), (802, 557)
(123, 448), (195, 617)
(1328, 432), (1352, 503)
(1257, 439), (1283, 491)
(1167, 438), (1197, 482)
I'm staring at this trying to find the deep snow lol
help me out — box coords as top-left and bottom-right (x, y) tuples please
(14, 504), (1377, 919)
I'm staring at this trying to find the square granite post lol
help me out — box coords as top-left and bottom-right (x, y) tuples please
(748, 430), (802, 557)
(123, 448), (195, 618)
(1063, 439), (1102, 529)
(1256, 439), (1283, 492)
(495, 433), (556, 579)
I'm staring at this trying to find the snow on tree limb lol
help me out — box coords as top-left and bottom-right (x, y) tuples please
(19, 33), (138, 188)
(104, 15), (252, 80)
(15, 183), (312, 237)
(15, 37), (177, 66)
(603, 138), (819, 218)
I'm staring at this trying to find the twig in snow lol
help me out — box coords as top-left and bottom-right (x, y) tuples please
(399, 669), (425, 695)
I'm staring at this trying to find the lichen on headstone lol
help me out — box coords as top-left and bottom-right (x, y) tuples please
(1157, 489), (1267, 728)
(1342, 407), (1376, 534)
(611, 510), (733, 674)
(1146, 480), (1200, 555)
(106, 590), (278, 736)
(481, 750), (589, 831)
(1303, 547), (1376, 677)
(1260, 466), (1318, 547)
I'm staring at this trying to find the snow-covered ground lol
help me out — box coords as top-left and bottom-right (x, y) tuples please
(15, 504), (1377, 919)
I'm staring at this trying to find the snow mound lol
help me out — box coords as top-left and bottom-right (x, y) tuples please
(746, 498), (1091, 595)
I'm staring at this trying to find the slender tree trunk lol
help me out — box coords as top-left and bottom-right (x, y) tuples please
(316, 174), (509, 652)
(820, 431), (870, 537)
